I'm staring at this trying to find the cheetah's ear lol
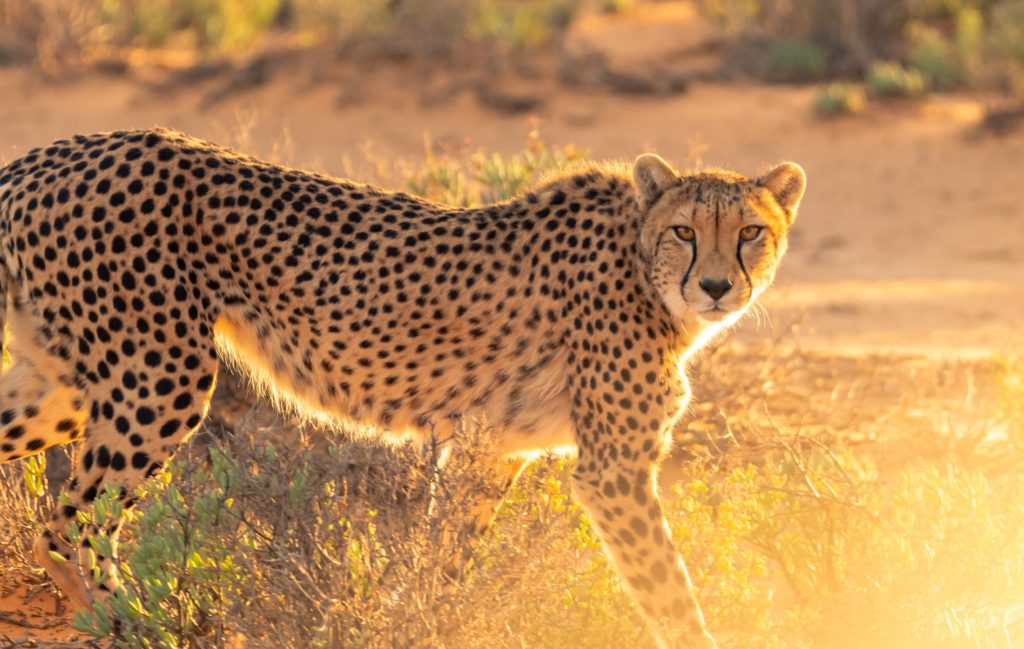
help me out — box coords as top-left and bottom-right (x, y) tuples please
(633, 153), (678, 210)
(756, 162), (806, 224)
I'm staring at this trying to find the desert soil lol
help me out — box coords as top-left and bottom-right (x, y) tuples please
(0, 2), (1021, 644)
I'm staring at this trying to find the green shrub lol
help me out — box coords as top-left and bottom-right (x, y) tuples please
(956, 6), (985, 78)
(600, 0), (635, 14)
(909, 24), (964, 89)
(814, 82), (867, 116)
(866, 60), (930, 97)
(473, 0), (579, 48)
(765, 38), (827, 80)
(404, 132), (586, 206)
(97, 0), (286, 52)
(698, 0), (760, 36)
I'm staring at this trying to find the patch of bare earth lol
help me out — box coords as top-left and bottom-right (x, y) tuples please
(0, 578), (94, 648)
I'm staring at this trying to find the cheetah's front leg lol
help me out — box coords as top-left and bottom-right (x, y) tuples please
(568, 361), (716, 649)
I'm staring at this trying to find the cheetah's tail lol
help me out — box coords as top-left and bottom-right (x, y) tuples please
(0, 175), (7, 368)
(0, 240), (7, 369)
(0, 258), (7, 371)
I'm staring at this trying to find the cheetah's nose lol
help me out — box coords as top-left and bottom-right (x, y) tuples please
(699, 278), (733, 300)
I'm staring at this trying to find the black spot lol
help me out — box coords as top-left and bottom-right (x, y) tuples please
(172, 393), (193, 410)
(136, 407), (156, 425)
(159, 419), (180, 438)
(651, 560), (669, 584)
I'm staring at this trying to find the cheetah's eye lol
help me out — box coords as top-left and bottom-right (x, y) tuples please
(672, 226), (695, 243)
(739, 225), (763, 242)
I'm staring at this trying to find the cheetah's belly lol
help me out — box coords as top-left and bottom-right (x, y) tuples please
(391, 343), (576, 455)
(213, 312), (577, 454)
(485, 367), (575, 456)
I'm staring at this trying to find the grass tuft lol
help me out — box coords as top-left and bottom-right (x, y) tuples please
(866, 61), (930, 97)
(814, 82), (867, 117)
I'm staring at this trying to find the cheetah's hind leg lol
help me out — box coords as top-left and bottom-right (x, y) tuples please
(0, 304), (88, 463)
(0, 305), (90, 605)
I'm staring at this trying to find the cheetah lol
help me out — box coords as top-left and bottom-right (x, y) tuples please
(0, 128), (804, 648)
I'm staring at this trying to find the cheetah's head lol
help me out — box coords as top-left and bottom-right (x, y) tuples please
(633, 154), (805, 325)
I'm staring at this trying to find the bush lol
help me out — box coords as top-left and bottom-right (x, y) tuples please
(698, 0), (915, 74)
(866, 60), (930, 97)
(600, 0), (635, 14)
(97, 0), (284, 51)
(990, 1), (1024, 66)
(699, 0), (1024, 102)
(473, 0), (579, 49)
(70, 416), (650, 648)
(989, 3), (1024, 99)
(65, 417), (1024, 648)
(908, 23), (965, 89)
(814, 82), (868, 116)
(403, 131), (586, 206)
(765, 39), (827, 81)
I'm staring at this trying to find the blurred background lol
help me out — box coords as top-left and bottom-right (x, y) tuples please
(0, 2), (1023, 648)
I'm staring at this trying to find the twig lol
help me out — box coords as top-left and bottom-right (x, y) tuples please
(0, 610), (62, 630)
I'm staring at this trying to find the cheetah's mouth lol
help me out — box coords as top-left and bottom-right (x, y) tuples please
(695, 304), (738, 323)
(702, 305), (728, 318)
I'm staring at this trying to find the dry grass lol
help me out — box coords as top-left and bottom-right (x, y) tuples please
(38, 339), (1018, 649)
(0, 459), (51, 576)
(96, 411), (640, 648)
(2, 335), (1022, 648)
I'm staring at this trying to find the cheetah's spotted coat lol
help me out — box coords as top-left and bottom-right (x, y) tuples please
(0, 129), (804, 648)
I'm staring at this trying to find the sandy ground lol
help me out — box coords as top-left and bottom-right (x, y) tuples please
(0, 578), (85, 646)
(0, 2), (1022, 642)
